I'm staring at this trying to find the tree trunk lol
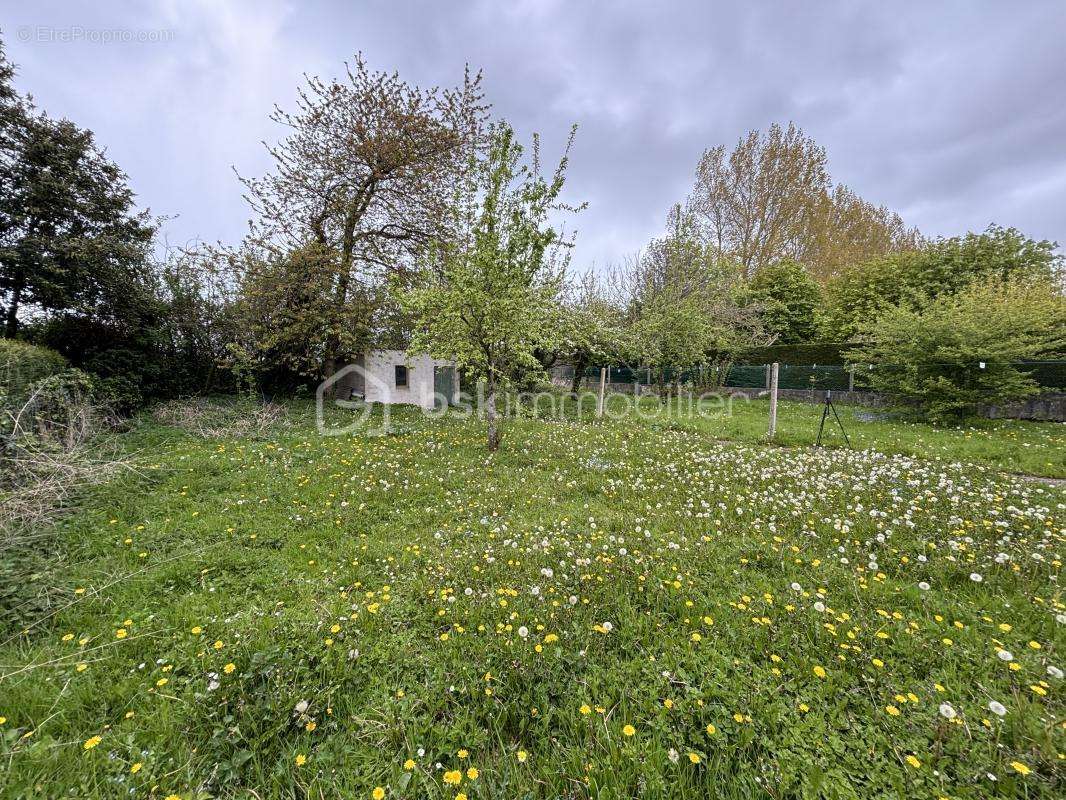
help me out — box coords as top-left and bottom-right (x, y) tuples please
(486, 371), (500, 452)
(570, 355), (587, 398)
(322, 245), (354, 397)
(5, 267), (24, 338)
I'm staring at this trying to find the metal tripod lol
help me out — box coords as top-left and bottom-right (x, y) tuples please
(815, 390), (852, 449)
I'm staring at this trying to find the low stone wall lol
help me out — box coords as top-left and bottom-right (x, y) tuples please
(723, 386), (1066, 422)
(722, 386), (893, 407)
(981, 394), (1066, 422)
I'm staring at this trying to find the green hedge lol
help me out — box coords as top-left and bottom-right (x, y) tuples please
(0, 340), (68, 402)
(739, 342), (856, 366)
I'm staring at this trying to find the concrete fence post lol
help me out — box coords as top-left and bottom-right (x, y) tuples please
(768, 362), (779, 439)
(596, 367), (607, 418)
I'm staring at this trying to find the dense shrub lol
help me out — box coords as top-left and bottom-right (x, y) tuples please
(747, 260), (822, 343)
(821, 225), (1061, 341)
(849, 278), (1066, 422)
(0, 340), (68, 402)
(4, 368), (100, 446)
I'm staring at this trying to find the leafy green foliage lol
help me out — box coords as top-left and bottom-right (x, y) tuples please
(231, 242), (375, 383)
(548, 271), (630, 394)
(0, 340), (67, 403)
(623, 209), (768, 392)
(822, 225), (1061, 340)
(850, 278), (1066, 422)
(0, 44), (227, 409)
(400, 124), (580, 449)
(0, 93), (156, 337)
(747, 259), (822, 343)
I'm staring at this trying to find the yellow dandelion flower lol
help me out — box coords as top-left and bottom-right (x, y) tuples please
(1010, 761), (1031, 775)
(223, 663), (236, 674)
(813, 665), (827, 679)
(517, 750), (528, 762)
(83, 735), (102, 750)
(130, 762), (142, 774)
(905, 755), (921, 768)
(295, 754), (307, 766)
(403, 759), (415, 770)
(688, 752), (700, 764)
(622, 724), (636, 737)
(706, 723), (716, 735)
(372, 787), (385, 800)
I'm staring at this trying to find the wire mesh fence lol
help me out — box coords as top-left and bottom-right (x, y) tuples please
(555, 360), (1066, 393)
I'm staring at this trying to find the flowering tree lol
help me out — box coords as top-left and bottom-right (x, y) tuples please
(399, 124), (581, 451)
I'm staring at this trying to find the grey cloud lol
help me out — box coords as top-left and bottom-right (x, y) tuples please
(4, 0), (1063, 270)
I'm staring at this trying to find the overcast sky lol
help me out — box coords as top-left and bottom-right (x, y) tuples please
(4, 1), (1065, 268)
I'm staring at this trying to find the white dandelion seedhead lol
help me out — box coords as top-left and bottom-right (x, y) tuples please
(938, 702), (956, 720)
(918, 581), (930, 591)
(969, 573), (983, 583)
(988, 700), (1007, 717)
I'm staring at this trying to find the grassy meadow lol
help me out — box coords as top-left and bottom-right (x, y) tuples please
(0, 397), (1063, 799)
